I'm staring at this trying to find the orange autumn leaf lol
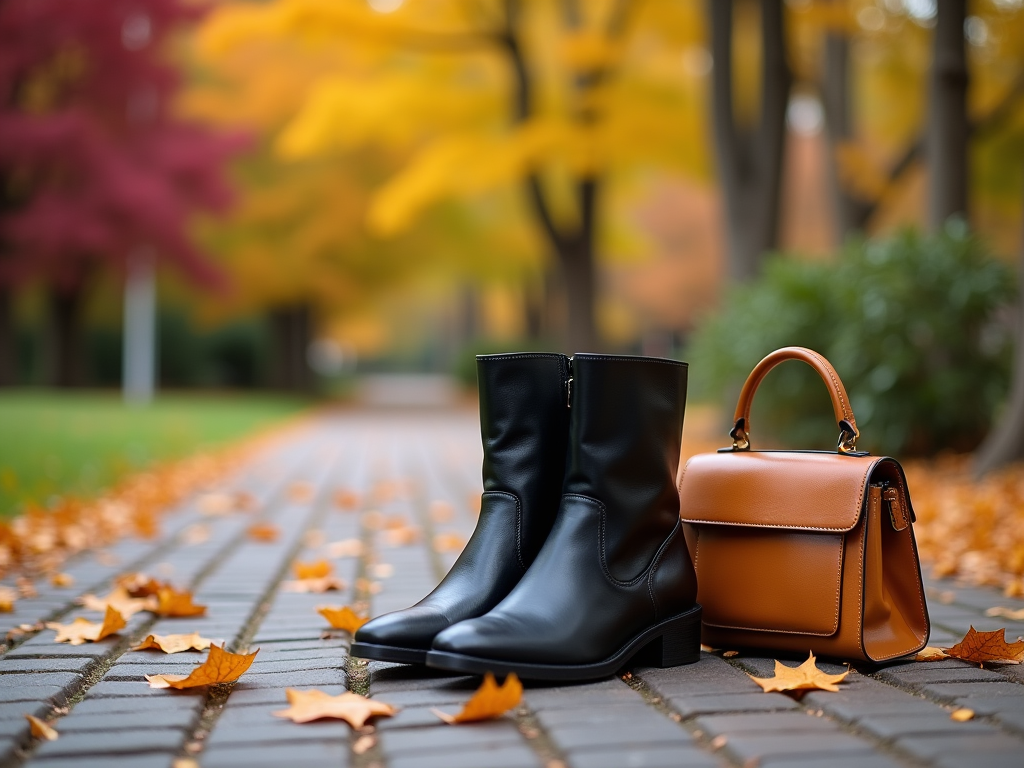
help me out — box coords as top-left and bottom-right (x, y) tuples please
(47, 606), (126, 645)
(247, 523), (280, 542)
(333, 489), (361, 510)
(433, 673), (523, 724)
(951, 708), (975, 722)
(133, 633), (213, 654)
(145, 644), (258, 689)
(433, 533), (467, 553)
(154, 587), (207, 618)
(49, 573), (74, 588)
(273, 688), (396, 727)
(294, 560), (332, 579)
(79, 587), (156, 618)
(283, 576), (346, 593)
(985, 606), (1024, 621)
(116, 572), (165, 598)
(0, 586), (17, 612)
(915, 646), (950, 661)
(25, 715), (57, 741)
(288, 482), (314, 502)
(943, 626), (1024, 665)
(327, 538), (363, 558)
(748, 652), (850, 694)
(318, 606), (368, 633)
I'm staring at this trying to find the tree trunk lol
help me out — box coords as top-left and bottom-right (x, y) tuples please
(0, 284), (13, 386)
(558, 179), (599, 352)
(974, 201), (1024, 476)
(47, 279), (88, 387)
(820, 23), (873, 241)
(270, 303), (313, 392)
(709, 0), (792, 281)
(928, 0), (969, 231)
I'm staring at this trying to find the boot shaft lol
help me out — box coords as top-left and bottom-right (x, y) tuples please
(564, 353), (688, 581)
(477, 353), (571, 563)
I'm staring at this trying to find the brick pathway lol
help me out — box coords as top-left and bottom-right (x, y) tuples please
(2, 408), (1024, 768)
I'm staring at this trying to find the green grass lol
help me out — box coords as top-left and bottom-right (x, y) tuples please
(0, 391), (310, 517)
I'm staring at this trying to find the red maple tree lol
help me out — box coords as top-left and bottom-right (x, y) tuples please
(0, 0), (242, 385)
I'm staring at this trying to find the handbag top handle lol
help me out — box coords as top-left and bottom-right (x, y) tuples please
(729, 346), (861, 454)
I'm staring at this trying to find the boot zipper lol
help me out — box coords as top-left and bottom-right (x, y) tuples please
(566, 357), (573, 409)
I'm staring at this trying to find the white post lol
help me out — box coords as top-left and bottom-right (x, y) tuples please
(123, 247), (156, 405)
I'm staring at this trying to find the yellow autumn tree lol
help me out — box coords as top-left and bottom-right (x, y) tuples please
(196, 0), (711, 351)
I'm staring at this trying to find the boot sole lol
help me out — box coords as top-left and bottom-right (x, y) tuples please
(425, 604), (702, 682)
(350, 641), (428, 665)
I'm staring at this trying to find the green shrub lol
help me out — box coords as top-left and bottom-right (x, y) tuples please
(687, 224), (1016, 456)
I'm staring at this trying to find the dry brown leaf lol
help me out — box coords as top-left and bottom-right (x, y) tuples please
(951, 708), (975, 722)
(283, 577), (346, 594)
(700, 644), (718, 653)
(433, 673), (522, 724)
(985, 606), (1024, 621)
(433, 533), (467, 553)
(722, 650), (739, 658)
(370, 563), (393, 579)
(748, 652), (850, 694)
(154, 587), (207, 618)
(47, 606), (126, 645)
(353, 734), (376, 754)
(318, 606), (368, 633)
(16, 577), (37, 598)
(273, 688), (396, 726)
(915, 646), (950, 661)
(355, 577), (382, 595)
(288, 482), (314, 502)
(198, 492), (237, 516)
(0, 586), (17, 612)
(247, 524), (280, 543)
(116, 572), (165, 598)
(25, 714), (57, 741)
(327, 538), (363, 558)
(943, 626), (1024, 664)
(49, 573), (74, 588)
(145, 644), (258, 688)
(133, 633), (212, 654)
(79, 587), (156, 618)
(294, 560), (332, 580)
(333, 489), (361, 510)
(382, 526), (421, 547)
(181, 524), (210, 546)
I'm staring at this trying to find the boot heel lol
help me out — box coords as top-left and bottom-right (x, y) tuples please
(634, 605), (702, 668)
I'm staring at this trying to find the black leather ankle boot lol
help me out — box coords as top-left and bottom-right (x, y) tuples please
(426, 353), (701, 681)
(351, 353), (571, 664)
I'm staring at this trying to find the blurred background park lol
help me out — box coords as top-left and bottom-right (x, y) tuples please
(1, 0), (1024, 556)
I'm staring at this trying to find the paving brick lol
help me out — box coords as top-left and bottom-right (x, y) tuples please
(856, 712), (998, 739)
(378, 722), (524, 757)
(71, 697), (205, 717)
(375, 704), (451, 730)
(33, 727), (183, 757)
(534, 705), (665, 728)
(692, 711), (839, 735)
(205, 718), (349, 747)
(722, 732), (876, 763)
(57, 708), (198, 732)
(201, 741), (349, 768)
(0, 701), (49, 720)
(387, 745), (541, 768)
(31, 755), (175, 768)
(666, 692), (800, 717)
(565, 746), (719, 768)
(231, 668), (347, 689)
(896, 732), (1024, 761)
(803, 688), (942, 721)
(879, 666), (1007, 685)
(759, 756), (904, 768)
(225, 686), (346, 707)
(0, 657), (95, 673)
(0, 684), (72, 705)
(85, 680), (198, 698)
(546, 721), (693, 751)
(920, 682), (1024, 700)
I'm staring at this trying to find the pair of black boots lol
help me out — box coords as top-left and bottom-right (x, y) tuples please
(351, 353), (701, 682)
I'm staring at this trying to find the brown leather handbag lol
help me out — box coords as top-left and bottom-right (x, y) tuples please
(678, 347), (930, 662)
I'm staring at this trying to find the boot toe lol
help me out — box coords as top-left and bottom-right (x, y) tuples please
(432, 615), (522, 659)
(355, 607), (450, 650)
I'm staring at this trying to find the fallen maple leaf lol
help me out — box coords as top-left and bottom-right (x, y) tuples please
(0, 586), (17, 612)
(433, 533), (467, 553)
(153, 587), (207, 618)
(915, 646), (950, 661)
(79, 587), (156, 618)
(951, 708), (975, 722)
(318, 606), (368, 633)
(116, 572), (165, 598)
(333, 489), (361, 510)
(943, 626), (1024, 665)
(294, 560), (332, 580)
(273, 688), (396, 727)
(748, 653), (850, 694)
(47, 606), (126, 645)
(16, 577), (37, 598)
(247, 523), (280, 542)
(133, 633), (212, 654)
(985, 606), (1024, 621)
(433, 673), (523, 724)
(49, 573), (74, 588)
(283, 577), (346, 594)
(198, 492), (237, 516)
(146, 644), (258, 689)
(288, 482), (313, 502)
(327, 538), (363, 558)
(25, 714), (57, 741)
(181, 524), (210, 546)
(382, 526), (421, 547)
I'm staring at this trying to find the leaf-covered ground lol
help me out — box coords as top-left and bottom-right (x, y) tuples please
(0, 392), (308, 517)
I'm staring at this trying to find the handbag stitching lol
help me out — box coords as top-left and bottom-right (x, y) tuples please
(482, 491), (525, 572)
(804, 348), (855, 423)
(477, 353), (567, 362)
(570, 354), (688, 368)
(698, 535), (845, 637)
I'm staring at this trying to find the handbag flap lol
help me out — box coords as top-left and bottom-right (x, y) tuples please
(679, 451), (881, 533)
